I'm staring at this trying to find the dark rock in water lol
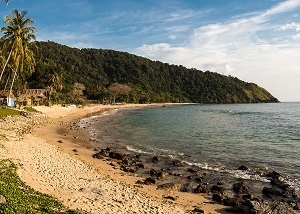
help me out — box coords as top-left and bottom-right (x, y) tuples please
(195, 177), (203, 183)
(271, 178), (290, 190)
(187, 168), (198, 173)
(217, 181), (225, 185)
(262, 187), (283, 198)
(0, 195), (6, 204)
(233, 182), (250, 195)
(212, 193), (223, 202)
(223, 197), (241, 207)
(251, 200), (297, 214)
(136, 163), (145, 169)
(194, 184), (208, 193)
(163, 195), (178, 201)
(150, 169), (158, 176)
(172, 160), (182, 166)
(192, 207), (205, 213)
(152, 156), (160, 163)
(109, 151), (124, 160)
(157, 171), (168, 179)
(238, 165), (248, 170)
(224, 207), (245, 213)
(144, 177), (156, 185)
(210, 185), (225, 195)
(267, 171), (282, 179)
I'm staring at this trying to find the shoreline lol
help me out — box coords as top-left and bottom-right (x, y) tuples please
(1, 104), (228, 213)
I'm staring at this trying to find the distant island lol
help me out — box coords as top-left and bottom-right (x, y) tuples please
(23, 41), (279, 105)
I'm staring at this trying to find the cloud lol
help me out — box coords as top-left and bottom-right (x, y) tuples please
(136, 0), (300, 101)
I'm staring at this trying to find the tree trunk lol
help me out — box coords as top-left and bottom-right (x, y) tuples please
(0, 45), (14, 85)
(8, 65), (18, 106)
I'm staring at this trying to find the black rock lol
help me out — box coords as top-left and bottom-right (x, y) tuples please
(136, 163), (145, 169)
(187, 168), (198, 173)
(233, 182), (250, 195)
(192, 207), (205, 213)
(152, 156), (160, 163)
(212, 193), (223, 202)
(217, 181), (225, 185)
(109, 151), (124, 160)
(262, 187), (283, 198)
(224, 207), (245, 213)
(163, 195), (178, 201)
(194, 184), (208, 193)
(267, 171), (281, 179)
(238, 165), (248, 170)
(172, 160), (182, 166)
(57, 140), (63, 143)
(210, 185), (225, 195)
(144, 177), (156, 185)
(187, 175), (192, 180)
(223, 197), (240, 207)
(150, 169), (158, 176)
(195, 177), (203, 183)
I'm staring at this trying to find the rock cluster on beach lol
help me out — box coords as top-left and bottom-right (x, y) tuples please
(93, 146), (300, 213)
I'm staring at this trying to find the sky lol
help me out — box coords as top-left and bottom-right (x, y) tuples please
(1, 0), (300, 101)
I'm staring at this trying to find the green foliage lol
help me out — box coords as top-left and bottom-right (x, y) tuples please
(0, 159), (77, 213)
(0, 108), (20, 118)
(26, 41), (279, 104)
(23, 106), (39, 113)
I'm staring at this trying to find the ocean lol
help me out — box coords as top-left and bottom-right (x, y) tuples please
(80, 103), (300, 192)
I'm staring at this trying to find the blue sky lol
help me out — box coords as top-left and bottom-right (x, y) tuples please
(1, 0), (300, 101)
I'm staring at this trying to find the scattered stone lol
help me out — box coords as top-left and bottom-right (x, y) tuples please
(224, 207), (245, 213)
(152, 156), (160, 163)
(212, 193), (222, 202)
(109, 151), (124, 160)
(150, 169), (158, 176)
(187, 168), (198, 173)
(144, 177), (156, 185)
(262, 187), (283, 198)
(195, 177), (203, 183)
(192, 207), (205, 213)
(157, 171), (168, 179)
(162, 195), (178, 201)
(233, 182), (250, 195)
(172, 160), (182, 166)
(57, 140), (63, 143)
(194, 184), (208, 193)
(223, 197), (240, 207)
(72, 149), (78, 152)
(217, 181), (225, 185)
(238, 165), (248, 170)
(210, 185), (225, 195)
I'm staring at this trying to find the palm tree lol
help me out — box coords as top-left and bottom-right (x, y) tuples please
(1, 9), (36, 102)
(1, 0), (9, 5)
(48, 72), (63, 103)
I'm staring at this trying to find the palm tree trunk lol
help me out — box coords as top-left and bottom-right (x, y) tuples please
(0, 45), (14, 85)
(8, 65), (18, 106)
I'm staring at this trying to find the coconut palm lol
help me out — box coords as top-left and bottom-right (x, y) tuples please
(1, 9), (36, 99)
(1, 0), (9, 5)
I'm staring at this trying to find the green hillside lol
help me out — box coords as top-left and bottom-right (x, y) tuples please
(26, 41), (278, 104)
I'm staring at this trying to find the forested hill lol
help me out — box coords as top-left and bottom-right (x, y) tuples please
(28, 41), (279, 104)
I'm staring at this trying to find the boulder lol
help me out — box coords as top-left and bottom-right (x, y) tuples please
(150, 169), (158, 176)
(163, 195), (178, 201)
(224, 207), (245, 213)
(212, 193), (223, 202)
(157, 171), (168, 179)
(194, 184), (208, 193)
(109, 151), (124, 160)
(152, 156), (160, 163)
(223, 197), (240, 207)
(192, 207), (205, 213)
(238, 165), (248, 170)
(187, 168), (198, 173)
(262, 187), (283, 198)
(233, 182), (250, 195)
(144, 177), (156, 185)
(172, 160), (182, 166)
(210, 185), (225, 195)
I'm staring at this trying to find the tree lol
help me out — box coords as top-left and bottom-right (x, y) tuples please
(48, 72), (63, 103)
(1, 9), (36, 100)
(108, 83), (131, 103)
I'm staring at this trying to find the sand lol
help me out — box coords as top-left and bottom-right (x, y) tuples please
(0, 104), (228, 213)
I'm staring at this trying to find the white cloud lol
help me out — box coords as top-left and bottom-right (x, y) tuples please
(136, 0), (300, 101)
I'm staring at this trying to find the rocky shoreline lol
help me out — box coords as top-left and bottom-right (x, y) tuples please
(82, 108), (300, 214)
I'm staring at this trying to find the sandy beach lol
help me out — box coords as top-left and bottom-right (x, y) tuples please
(0, 104), (228, 213)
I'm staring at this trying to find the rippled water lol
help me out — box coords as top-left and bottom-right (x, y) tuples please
(83, 103), (300, 189)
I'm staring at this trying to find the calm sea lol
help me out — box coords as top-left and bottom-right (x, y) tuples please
(81, 103), (300, 190)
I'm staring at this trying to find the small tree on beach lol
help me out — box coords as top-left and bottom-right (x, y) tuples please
(108, 83), (131, 103)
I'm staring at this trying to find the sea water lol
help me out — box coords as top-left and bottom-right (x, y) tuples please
(82, 103), (300, 190)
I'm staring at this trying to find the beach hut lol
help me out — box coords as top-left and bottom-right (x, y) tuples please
(0, 91), (15, 107)
(18, 89), (48, 106)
